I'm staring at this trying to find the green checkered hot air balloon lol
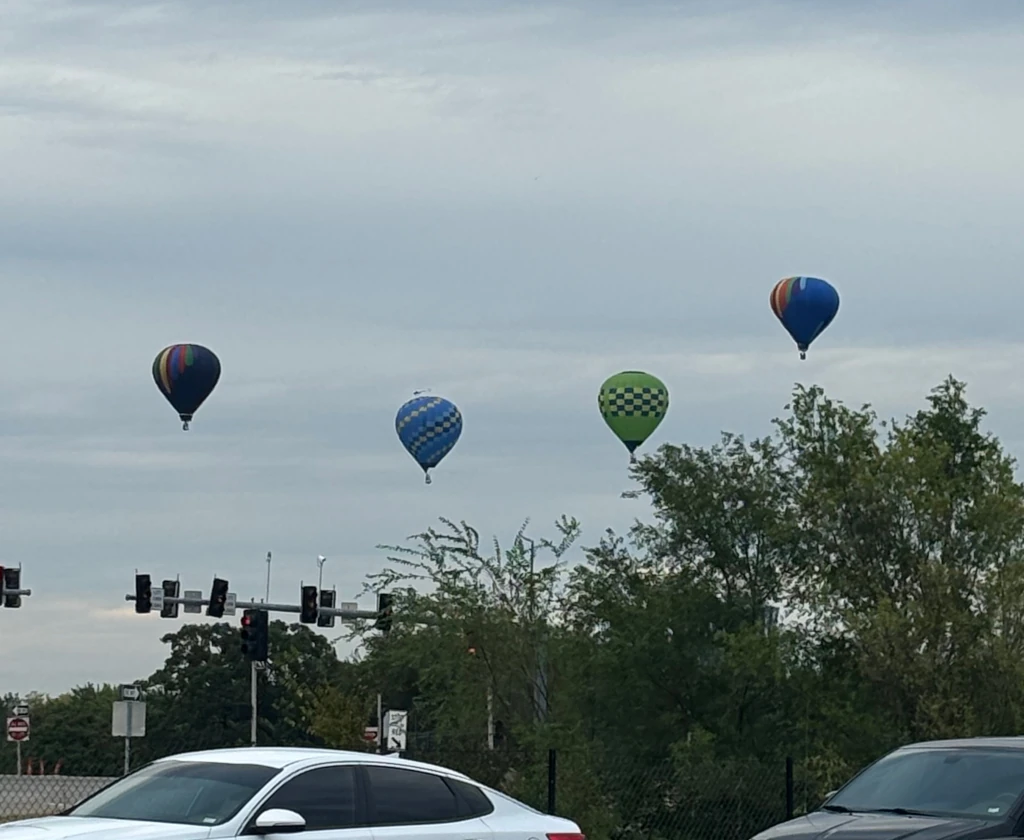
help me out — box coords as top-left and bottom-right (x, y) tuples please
(598, 370), (669, 462)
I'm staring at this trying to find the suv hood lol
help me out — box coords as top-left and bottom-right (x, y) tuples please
(754, 811), (994, 840)
(0, 817), (212, 840)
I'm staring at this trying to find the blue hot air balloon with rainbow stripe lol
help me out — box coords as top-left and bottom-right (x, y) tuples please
(769, 276), (840, 359)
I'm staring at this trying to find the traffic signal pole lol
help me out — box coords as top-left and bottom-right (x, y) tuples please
(128, 577), (399, 750)
(124, 593), (380, 621)
(250, 659), (257, 747)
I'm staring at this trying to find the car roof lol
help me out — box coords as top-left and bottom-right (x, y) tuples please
(896, 736), (1024, 751)
(153, 746), (472, 778)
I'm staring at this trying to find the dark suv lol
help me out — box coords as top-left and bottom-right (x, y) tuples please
(752, 737), (1024, 839)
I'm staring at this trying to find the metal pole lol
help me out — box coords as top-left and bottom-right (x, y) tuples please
(250, 660), (258, 746)
(265, 551), (272, 602)
(376, 693), (383, 754)
(124, 702), (132, 775)
(317, 555), (326, 591)
(15, 741), (20, 776)
(486, 686), (494, 750)
(547, 748), (556, 814)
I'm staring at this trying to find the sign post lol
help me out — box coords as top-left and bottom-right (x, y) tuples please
(383, 709), (408, 755)
(7, 710), (30, 775)
(112, 685), (146, 775)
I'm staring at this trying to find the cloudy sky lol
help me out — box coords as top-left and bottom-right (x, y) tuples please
(2, 0), (1024, 696)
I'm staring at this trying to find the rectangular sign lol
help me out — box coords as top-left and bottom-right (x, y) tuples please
(111, 701), (146, 737)
(384, 709), (408, 752)
(183, 590), (202, 614)
(11, 705), (28, 716)
(340, 602), (358, 625)
(224, 592), (237, 616)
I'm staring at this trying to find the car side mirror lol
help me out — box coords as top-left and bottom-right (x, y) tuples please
(250, 808), (306, 834)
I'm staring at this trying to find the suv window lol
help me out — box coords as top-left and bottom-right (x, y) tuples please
(259, 765), (359, 829)
(448, 778), (494, 818)
(366, 766), (459, 825)
(828, 747), (1024, 820)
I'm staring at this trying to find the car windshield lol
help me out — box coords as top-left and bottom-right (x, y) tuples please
(66, 760), (280, 825)
(827, 747), (1024, 820)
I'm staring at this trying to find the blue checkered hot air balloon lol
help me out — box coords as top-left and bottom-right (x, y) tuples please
(395, 394), (463, 484)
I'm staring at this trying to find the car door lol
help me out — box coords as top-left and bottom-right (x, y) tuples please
(363, 764), (495, 840)
(239, 764), (372, 840)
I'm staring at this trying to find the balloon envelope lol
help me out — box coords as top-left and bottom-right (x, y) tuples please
(395, 395), (463, 483)
(598, 371), (669, 460)
(769, 276), (840, 359)
(152, 343), (221, 430)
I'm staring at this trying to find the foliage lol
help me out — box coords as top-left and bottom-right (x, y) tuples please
(8, 375), (1024, 840)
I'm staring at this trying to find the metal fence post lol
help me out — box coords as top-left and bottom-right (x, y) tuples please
(785, 756), (794, 820)
(547, 748), (557, 814)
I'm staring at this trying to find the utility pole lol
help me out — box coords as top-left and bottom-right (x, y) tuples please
(253, 551), (271, 747)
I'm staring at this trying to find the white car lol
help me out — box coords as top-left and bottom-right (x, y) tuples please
(0, 747), (586, 840)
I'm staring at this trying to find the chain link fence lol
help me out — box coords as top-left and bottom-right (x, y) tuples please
(0, 775), (111, 821)
(404, 743), (793, 840)
(0, 743), (799, 837)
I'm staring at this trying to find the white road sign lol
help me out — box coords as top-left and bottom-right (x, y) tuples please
(384, 709), (408, 752)
(224, 592), (237, 616)
(6, 716), (29, 742)
(111, 701), (146, 737)
(11, 705), (28, 716)
(183, 590), (202, 614)
(341, 602), (358, 625)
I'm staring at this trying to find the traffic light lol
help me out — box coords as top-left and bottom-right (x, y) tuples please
(160, 579), (180, 619)
(134, 573), (152, 614)
(317, 588), (336, 628)
(241, 609), (269, 662)
(375, 592), (394, 634)
(300, 585), (318, 623)
(207, 577), (229, 618)
(2, 568), (20, 609)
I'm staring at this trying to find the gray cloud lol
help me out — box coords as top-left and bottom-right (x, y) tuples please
(0, 0), (1022, 694)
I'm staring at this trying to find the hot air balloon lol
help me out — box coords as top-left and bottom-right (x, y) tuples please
(769, 276), (840, 359)
(395, 393), (463, 484)
(152, 343), (221, 430)
(598, 371), (669, 462)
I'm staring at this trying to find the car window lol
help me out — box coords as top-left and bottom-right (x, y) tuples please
(366, 766), (459, 825)
(828, 748), (1024, 820)
(66, 760), (279, 826)
(260, 765), (360, 829)
(448, 778), (494, 818)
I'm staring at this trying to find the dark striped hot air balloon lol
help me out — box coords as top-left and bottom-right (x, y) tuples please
(152, 343), (221, 430)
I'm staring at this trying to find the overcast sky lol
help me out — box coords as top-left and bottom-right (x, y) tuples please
(2, 0), (1024, 696)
